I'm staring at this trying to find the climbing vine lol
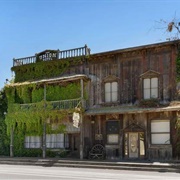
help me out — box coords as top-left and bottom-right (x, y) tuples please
(5, 80), (85, 157)
(176, 46), (180, 82)
(175, 117), (180, 158)
(11, 57), (85, 82)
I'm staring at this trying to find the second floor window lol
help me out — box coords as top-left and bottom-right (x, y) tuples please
(105, 82), (118, 102)
(143, 77), (158, 99)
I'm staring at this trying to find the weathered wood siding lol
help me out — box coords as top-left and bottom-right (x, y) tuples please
(83, 45), (177, 108)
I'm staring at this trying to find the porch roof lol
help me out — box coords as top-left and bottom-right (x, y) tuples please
(6, 74), (89, 87)
(85, 104), (180, 115)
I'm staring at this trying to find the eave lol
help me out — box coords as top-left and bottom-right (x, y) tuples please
(90, 40), (180, 59)
(85, 105), (180, 115)
(6, 74), (90, 87)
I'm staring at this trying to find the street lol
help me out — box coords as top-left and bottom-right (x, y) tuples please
(0, 164), (179, 180)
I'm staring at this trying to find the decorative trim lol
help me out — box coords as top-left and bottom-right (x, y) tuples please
(103, 75), (119, 83)
(140, 70), (160, 79)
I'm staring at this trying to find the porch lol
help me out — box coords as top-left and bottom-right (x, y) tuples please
(83, 105), (178, 161)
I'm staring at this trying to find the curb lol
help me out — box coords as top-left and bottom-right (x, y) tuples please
(0, 158), (179, 173)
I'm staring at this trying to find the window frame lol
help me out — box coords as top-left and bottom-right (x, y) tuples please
(143, 77), (158, 99)
(24, 136), (41, 149)
(24, 134), (69, 149)
(106, 120), (119, 145)
(150, 119), (170, 145)
(104, 81), (118, 103)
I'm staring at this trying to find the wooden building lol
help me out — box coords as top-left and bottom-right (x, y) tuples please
(6, 40), (180, 160)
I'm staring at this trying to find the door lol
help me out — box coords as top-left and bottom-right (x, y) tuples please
(70, 133), (80, 151)
(129, 133), (138, 158)
(124, 132), (145, 159)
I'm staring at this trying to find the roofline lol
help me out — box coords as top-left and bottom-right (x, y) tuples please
(91, 40), (180, 57)
(6, 74), (89, 87)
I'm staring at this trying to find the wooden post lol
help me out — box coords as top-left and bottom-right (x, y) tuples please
(10, 126), (14, 157)
(80, 114), (83, 159)
(42, 122), (46, 158)
(42, 83), (46, 158)
(80, 79), (84, 159)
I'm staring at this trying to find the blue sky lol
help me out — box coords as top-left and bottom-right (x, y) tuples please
(0, 0), (180, 89)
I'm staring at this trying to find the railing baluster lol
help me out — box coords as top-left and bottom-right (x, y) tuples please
(13, 45), (90, 67)
(20, 98), (84, 111)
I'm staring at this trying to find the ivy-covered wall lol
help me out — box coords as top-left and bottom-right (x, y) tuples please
(11, 57), (85, 83)
(176, 47), (180, 83)
(176, 47), (180, 158)
(6, 82), (81, 104)
(5, 81), (83, 157)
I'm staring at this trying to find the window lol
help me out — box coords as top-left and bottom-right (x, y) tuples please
(143, 77), (158, 99)
(106, 121), (119, 144)
(25, 136), (41, 148)
(46, 134), (69, 148)
(105, 82), (118, 102)
(25, 134), (69, 149)
(151, 120), (170, 144)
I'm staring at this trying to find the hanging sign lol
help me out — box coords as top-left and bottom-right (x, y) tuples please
(73, 112), (80, 128)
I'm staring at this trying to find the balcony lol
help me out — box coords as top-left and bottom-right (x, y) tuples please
(13, 45), (90, 67)
(20, 98), (88, 111)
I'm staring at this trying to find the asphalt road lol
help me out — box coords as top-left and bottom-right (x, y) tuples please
(0, 164), (179, 180)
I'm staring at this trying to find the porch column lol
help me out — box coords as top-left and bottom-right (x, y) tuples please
(10, 126), (14, 157)
(80, 78), (84, 159)
(80, 114), (84, 159)
(42, 83), (47, 158)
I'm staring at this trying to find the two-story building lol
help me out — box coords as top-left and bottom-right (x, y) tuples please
(5, 40), (180, 160)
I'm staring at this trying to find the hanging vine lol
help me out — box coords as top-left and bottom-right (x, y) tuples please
(5, 80), (86, 157)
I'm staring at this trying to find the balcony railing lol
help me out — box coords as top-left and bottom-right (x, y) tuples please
(51, 98), (82, 109)
(20, 98), (88, 110)
(13, 45), (90, 67)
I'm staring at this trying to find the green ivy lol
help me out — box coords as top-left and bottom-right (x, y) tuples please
(176, 47), (180, 82)
(175, 117), (180, 158)
(11, 57), (85, 83)
(0, 88), (9, 156)
(5, 81), (85, 157)
(5, 82), (81, 104)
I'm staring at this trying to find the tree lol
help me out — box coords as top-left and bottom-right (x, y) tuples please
(0, 88), (9, 155)
(156, 16), (180, 40)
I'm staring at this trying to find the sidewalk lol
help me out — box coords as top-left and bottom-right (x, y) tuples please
(0, 157), (180, 173)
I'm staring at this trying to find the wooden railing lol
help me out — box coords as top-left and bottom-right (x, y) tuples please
(59, 46), (89, 59)
(51, 98), (81, 109)
(13, 56), (36, 66)
(20, 98), (88, 110)
(13, 45), (90, 67)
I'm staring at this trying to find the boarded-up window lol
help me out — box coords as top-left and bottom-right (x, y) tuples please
(105, 82), (118, 102)
(143, 77), (158, 99)
(151, 120), (170, 144)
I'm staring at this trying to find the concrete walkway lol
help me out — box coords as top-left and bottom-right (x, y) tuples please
(0, 157), (179, 173)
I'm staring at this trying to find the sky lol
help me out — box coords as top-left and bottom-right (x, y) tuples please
(0, 0), (180, 89)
